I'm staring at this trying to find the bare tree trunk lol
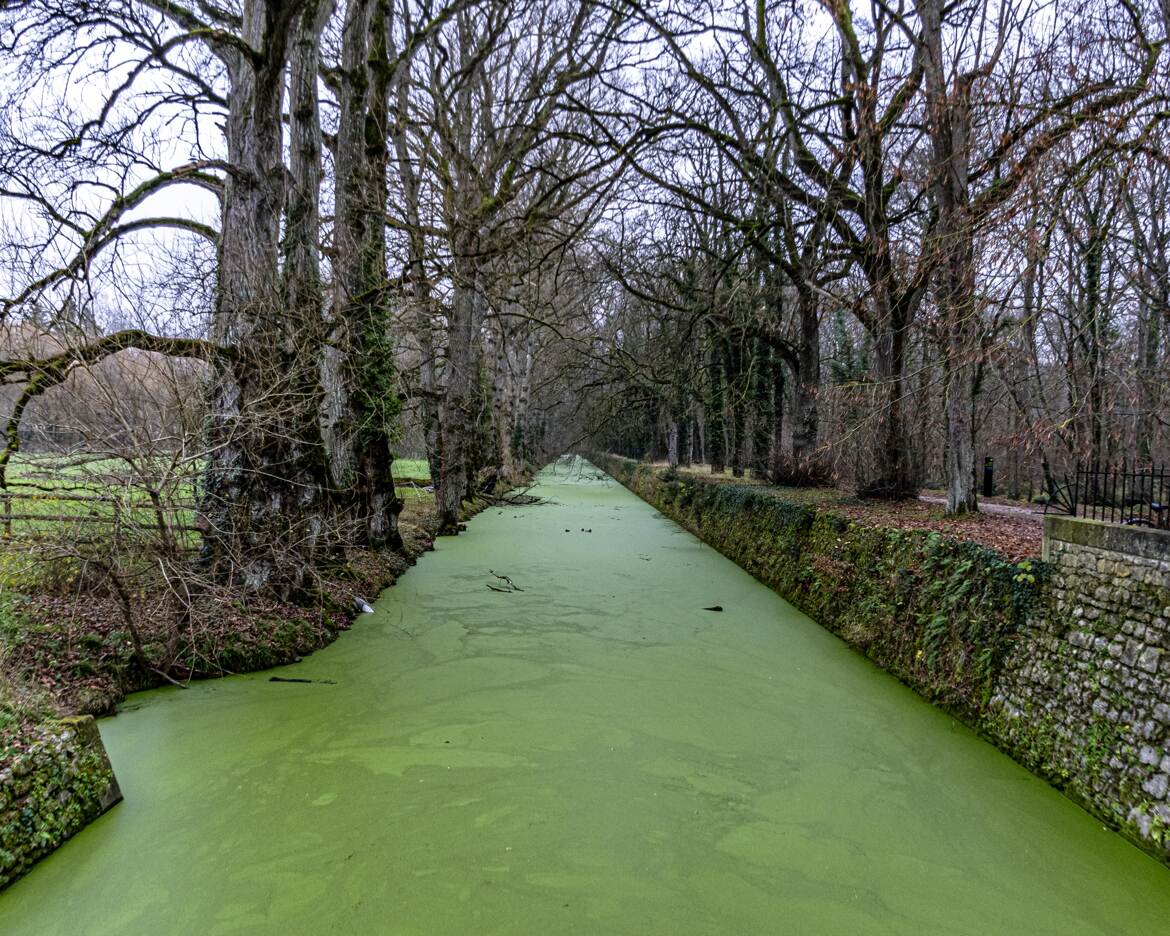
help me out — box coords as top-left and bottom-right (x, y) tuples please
(858, 290), (916, 498)
(729, 398), (745, 478)
(490, 313), (516, 481)
(727, 335), (745, 478)
(284, 0), (330, 321)
(696, 408), (706, 465)
(333, 0), (403, 549)
(286, 0), (340, 548)
(1137, 294), (1162, 461)
(707, 323), (725, 473)
(666, 411), (680, 468)
(791, 288), (820, 468)
(513, 327), (535, 464)
(770, 355), (785, 481)
(391, 38), (440, 484)
(943, 319), (978, 514)
(200, 0), (331, 597)
(434, 10), (485, 534)
(437, 237), (480, 533)
(749, 340), (772, 479)
(919, 0), (980, 515)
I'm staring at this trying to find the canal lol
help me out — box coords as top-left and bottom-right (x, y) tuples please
(2, 457), (1169, 934)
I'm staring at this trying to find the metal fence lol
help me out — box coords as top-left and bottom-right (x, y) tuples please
(1047, 463), (1169, 528)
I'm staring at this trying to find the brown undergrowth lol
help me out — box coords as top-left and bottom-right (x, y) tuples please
(657, 463), (1042, 560)
(0, 487), (509, 749)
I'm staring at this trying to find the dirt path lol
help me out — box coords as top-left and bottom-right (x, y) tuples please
(918, 494), (1045, 520)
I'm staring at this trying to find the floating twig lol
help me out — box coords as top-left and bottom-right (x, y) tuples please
(488, 569), (524, 592)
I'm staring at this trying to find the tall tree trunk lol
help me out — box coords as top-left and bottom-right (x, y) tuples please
(770, 353), (785, 481)
(942, 315), (978, 514)
(706, 323), (725, 473)
(286, 0), (339, 544)
(859, 292), (916, 498)
(391, 46), (439, 485)
(726, 333), (745, 478)
(1136, 293), (1162, 461)
(920, 0), (979, 515)
(333, 0), (403, 550)
(284, 0), (329, 321)
(200, 0), (330, 597)
(791, 288), (820, 470)
(490, 312), (516, 481)
(513, 327), (535, 464)
(666, 412), (680, 468)
(749, 340), (772, 479)
(729, 404), (745, 478)
(434, 10), (484, 534)
(437, 239), (479, 533)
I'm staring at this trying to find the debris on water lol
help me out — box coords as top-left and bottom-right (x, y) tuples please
(702, 605), (724, 612)
(269, 676), (338, 685)
(354, 596), (375, 614)
(487, 570), (524, 593)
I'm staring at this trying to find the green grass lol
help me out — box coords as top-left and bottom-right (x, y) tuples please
(392, 458), (430, 481)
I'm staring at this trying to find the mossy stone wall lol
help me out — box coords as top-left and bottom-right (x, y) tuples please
(595, 454), (1170, 862)
(989, 516), (1170, 858)
(1, 715), (122, 889)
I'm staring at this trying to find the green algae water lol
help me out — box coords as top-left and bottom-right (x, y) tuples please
(3, 456), (1170, 935)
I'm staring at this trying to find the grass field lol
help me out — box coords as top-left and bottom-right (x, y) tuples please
(391, 457), (430, 481)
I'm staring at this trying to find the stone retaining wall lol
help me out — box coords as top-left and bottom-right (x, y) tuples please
(1, 716), (122, 890)
(989, 516), (1170, 856)
(594, 454), (1170, 862)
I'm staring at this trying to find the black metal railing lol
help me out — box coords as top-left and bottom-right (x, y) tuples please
(1048, 462), (1169, 528)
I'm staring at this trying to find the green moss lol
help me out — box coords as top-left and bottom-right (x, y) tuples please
(353, 326), (402, 450)
(1, 716), (120, 890)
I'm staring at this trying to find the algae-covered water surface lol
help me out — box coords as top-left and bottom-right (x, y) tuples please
(3, 457), (1169, 934)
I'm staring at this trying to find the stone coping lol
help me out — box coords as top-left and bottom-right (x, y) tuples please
(1044, 515), (1170, 563)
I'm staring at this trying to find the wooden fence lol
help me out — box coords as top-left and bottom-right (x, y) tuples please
(0, 490), (200, 550)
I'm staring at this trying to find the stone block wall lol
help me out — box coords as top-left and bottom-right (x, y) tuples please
(1, 715), (122, 889)
(989, 516), (1170, 858)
